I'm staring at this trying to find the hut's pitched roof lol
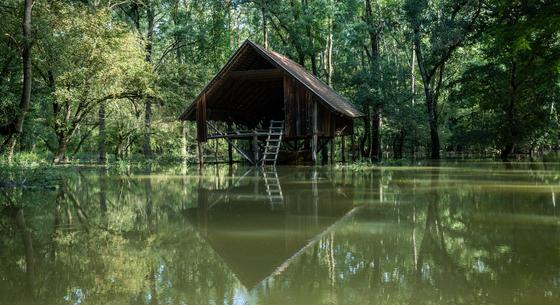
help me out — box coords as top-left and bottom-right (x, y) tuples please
(179, 39), (363, 121)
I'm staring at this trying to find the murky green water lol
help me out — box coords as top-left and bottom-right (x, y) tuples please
(1, 162), (560, 305)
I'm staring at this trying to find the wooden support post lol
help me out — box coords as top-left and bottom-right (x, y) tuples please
(312, 100), (318, 163)
(351, 133), (356, 162)
(322, 139), (328, 165)
(341, 135), (346, 163)
(330, 137), (335, 165)
(227, 122), (233, 165)
(252, 130), (259, 165)
(197, 141), (204, 167)
(228, 141), (233, 165)
(196, 92), (207, 167)
(215, 138), (219, 162)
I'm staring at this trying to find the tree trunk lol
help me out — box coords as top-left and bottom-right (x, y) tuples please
(413, 28), (441, 160)
(411, 43), (416, 105)
(364, 0), (382, 162)
(393, 128), (405, 159)
(501, 143), (514, 161)
(0, 0), (33, 161)
(371, 104), (382, 162)
(359, 104), (371, 158)
(143, 3), (155, 158)
(53, 135), (68, 164)
(98, 103), (106, 163)
(262, 5), (268, 49)
(427, 93), (440, 159)
(501, 62), (517, 161)
(325, 8), (333, 86)
(143, 97), (153, 158)
(310, 55), (318, 76)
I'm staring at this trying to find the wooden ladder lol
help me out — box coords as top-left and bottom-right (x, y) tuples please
(263, 169), (284, 210)
(261, 120), (284, 167)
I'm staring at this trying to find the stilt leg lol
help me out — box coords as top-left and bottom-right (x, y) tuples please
(252, 131), (259, 166)
(197, 141), (204, 167)
(351, 133), (356, 162)
(341, 136), (346, 163)
(330, 137), (335, 165)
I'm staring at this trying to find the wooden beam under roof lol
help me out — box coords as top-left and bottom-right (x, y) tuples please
(229, 69), (283, 81)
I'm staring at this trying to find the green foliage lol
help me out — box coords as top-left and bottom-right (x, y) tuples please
(0, 0), (558, 162)
(450, 0), (560, 156)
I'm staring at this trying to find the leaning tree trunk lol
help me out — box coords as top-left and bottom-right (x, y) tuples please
(1, 0), (33, 161)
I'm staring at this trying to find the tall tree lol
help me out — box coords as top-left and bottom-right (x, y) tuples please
(364, 0), (382, 162)
(405, 0), (481, 159)
(454, 0), (560, 160)
(0, 0), (34, 161)
(34, 4), (149, 163)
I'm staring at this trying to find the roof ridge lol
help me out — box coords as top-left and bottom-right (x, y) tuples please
(179, 38), (364, 120)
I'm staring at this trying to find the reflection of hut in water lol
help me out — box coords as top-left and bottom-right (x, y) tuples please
(183, 168), (355, 288)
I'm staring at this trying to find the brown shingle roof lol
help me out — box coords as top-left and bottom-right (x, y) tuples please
(179, 39), (363, 120)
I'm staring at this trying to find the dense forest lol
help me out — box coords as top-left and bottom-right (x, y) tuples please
(0, 0), (559, 164)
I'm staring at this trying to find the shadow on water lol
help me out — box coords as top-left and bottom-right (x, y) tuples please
(0, 162), (559, 305)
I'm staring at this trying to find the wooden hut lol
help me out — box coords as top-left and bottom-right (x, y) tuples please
(179, 39), (363, 165)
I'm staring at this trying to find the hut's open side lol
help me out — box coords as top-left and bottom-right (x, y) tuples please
(179, 39), (363, 165)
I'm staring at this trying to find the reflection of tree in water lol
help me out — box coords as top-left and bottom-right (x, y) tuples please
(0, 191), (36, 303)
(1, 164), (559, 305)
(252, 166), (560, 305)
(0, 167), (243, 305)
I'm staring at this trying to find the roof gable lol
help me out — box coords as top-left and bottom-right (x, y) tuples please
(179, 39), (363, 120)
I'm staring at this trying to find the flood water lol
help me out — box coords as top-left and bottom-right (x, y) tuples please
(1, 162), (560, 305)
